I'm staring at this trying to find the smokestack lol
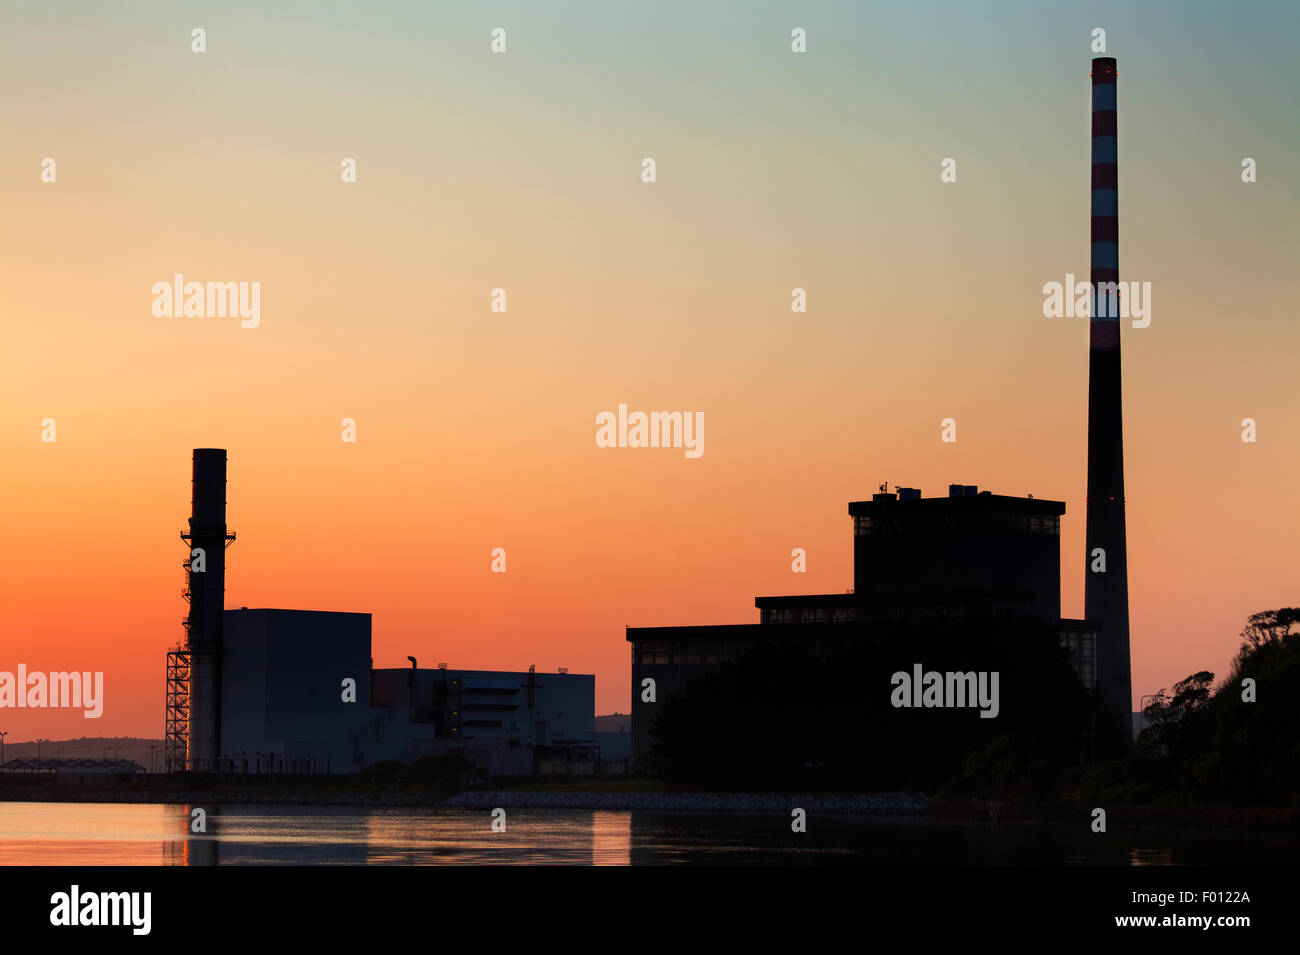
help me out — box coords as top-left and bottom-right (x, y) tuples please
(1085, 57), (1132, 736)
(183, 449), (234, 771)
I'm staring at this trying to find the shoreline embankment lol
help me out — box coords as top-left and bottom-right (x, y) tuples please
(2, 785), (1297, 831)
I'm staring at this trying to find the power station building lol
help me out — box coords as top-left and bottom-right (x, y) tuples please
(164, 451), (596, 775)
(627, 485), (1100, 763)
(625, 56), (1135, 761)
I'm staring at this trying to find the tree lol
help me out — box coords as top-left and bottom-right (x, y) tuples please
(1238, 608), (1299, 653)
(1137, 670), (1214, 758)
(1133, 607), (1300, 805)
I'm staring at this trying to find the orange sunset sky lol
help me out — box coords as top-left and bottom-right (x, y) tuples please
(1, 2), (1297, 741)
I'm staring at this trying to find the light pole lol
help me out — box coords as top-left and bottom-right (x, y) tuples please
(36, 738), (44, 759)
(0, 731), (7, 766)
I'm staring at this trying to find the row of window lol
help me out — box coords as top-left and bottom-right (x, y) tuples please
(636, 631), (1099, 692)
(762, 604), (1023, 625)
(762, 607), (860, 624)
(853, 513), (1062, 536)
(634, 641), (724, 665)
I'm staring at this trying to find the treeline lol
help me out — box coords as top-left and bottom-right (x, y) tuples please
(1119, 608), (1299, 806)
(647, 615), (1127, 793)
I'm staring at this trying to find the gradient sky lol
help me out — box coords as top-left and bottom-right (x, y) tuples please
(1, 1), (1297, 741)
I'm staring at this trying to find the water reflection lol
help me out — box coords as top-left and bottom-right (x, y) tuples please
(1129, 847), (1176, 866)
(0, 802), (1293, 866)
(593, 811), (632, 866)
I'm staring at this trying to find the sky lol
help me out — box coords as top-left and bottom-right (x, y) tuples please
(1, 0), (1297, 741)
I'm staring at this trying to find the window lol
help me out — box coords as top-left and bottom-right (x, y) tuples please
(637, 641), (670, 665)
(1060, 631), (1098, 689)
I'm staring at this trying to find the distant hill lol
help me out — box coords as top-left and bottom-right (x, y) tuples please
(595, 713), (631, 733)
(1, 737), (162, 771)
(3, 723), (632, 770)
(2, 724), (632, 769)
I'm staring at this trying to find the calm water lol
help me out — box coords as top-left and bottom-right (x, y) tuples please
(0, 802), (1294, 865)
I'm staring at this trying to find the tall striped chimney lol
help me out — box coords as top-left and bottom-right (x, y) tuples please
(1085, 56), (1132, 737)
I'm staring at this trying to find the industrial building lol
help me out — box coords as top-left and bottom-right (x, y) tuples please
(625, 56), (1135, 762)
(627, 484), (1100, 763)
(164, 451), (596, 776)
(371, 662), (596, 774)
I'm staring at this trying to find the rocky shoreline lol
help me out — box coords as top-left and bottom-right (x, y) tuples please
(4, 788), (1296, 830)
(442, 791), (929, 814)
(0, 788), (452, 807)
(926, 798), (1300, 832)
(0, 787), (926, 814)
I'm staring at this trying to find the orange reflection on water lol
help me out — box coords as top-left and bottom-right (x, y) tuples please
(0, 801), (190, 866)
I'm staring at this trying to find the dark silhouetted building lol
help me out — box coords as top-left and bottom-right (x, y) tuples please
(219, 609), (372, 771)
(626, 484), (1098, 763)
(208, 607), (596, 775)
(627, 59), (1139, 759)
(164, 449), (597, 776)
